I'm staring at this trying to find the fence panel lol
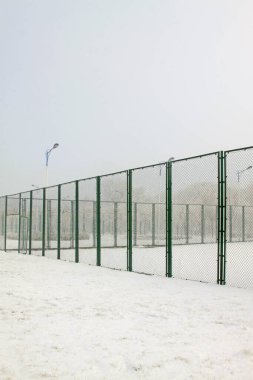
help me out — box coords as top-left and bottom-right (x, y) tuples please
(31, 189), (43, 256)
(20, 192), (30, 254)
(245, 206), (253, 241)
(226, 148), (253, 287)
(172, 154), (218, 283)
(132, 164), (166, 275)
(1, 146), (252, 288)
(5, 195), (19, 251)
(79, 179), (97, 265)
(100, 172), (127, 270)
(45, 187), (58, 259)
(60, 182), (76, 262)
(0, 197), (5, 250)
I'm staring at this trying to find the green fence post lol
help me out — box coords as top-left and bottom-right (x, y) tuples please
(96, 177), (101, 266)
(217, 155), (220, 284)
(29, 191), (33, 255)
(18, 193), (21, 253)
(57, 185), (61, 260)
(166, 161), (172, 277)
(127, 170), (132, 271)
(4, 196), (7, 251)
(201, 205), (205, 243)
(152, 203), (156, 246)
(242, 206), (245, 242)
(217, 151), (226, 285)
(42, 188), (46, 256)
(186, 204), (189, 244)
(114, 202), (118, 247)
(75, 180), (79, 263)
(223, 152), (227, 284)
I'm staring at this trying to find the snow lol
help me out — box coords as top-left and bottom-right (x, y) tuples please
(0, 251), (253, 380)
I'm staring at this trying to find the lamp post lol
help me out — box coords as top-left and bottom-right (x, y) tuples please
(45, 143), (59, 187)
(237, 166), (252, 184)
(237, 165), (252, 206)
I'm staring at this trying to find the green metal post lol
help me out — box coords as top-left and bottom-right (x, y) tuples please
(218, 151), (226, 285)
(223, 152), (227, 284)
(152, 203), (155, 246)
(166, 161), (172, 277)
(4, 196), (7, 251)
(75, 181), (79, 263)
(96, 177), (101, 266)
(29, 191), (33, 255)
(114, 202), (118, 247)
(57, 185), (61, 260)
(186, 204), (189, 244)
(127, 170), (132, 271)
(201, 205), (205, 243)
(242, 206), (245, 242)
(42, 188), (46, 256)
(18, 193), (21, 253)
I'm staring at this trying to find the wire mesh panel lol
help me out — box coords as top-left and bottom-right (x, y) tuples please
(45, 187), (58, 259)
(132, 164), (166, 276)
(173, 204), (187, 244)
(79, 179), (97, 265)
(0, 197), (5, 250)
(6, 195), (19, 250)
(20, 192), (30, 254)
(61, 182), (75, 262)
(31, 189), (43, 256)
(135, 202), (153, 246)
(172, 154), (218, 283)
(229, 206), (242, 242)
(245, 206), (253, 241)
(226, 148), (253, 287)
(100, 172), (127, 270)
(203, 205), (217, 244)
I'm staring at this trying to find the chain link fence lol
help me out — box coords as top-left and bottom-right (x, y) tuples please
(225, 147), (253, 287)
(1, 146), (252, 288)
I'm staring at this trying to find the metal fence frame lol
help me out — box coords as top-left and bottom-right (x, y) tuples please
(1, 145), (253, 288)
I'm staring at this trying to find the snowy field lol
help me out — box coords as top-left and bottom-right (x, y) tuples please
(0, 251), (253, 380)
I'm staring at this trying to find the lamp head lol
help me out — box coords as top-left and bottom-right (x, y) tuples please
(53, 143), (59, 149)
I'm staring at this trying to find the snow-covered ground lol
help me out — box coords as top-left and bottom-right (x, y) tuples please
(0, 251), (253, 380)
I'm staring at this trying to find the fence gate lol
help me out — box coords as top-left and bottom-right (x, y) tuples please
(225, 147), (253, 287)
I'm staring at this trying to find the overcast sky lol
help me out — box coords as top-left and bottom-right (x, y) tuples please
(0, 0), (253, 195)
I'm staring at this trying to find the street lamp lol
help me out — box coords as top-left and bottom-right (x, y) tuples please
(236, 165), (252, 206)
(237, 165), (252, 183)
(45, 143), (59, 187)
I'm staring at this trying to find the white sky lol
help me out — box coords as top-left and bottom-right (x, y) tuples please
(1, 0), (253, 195)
